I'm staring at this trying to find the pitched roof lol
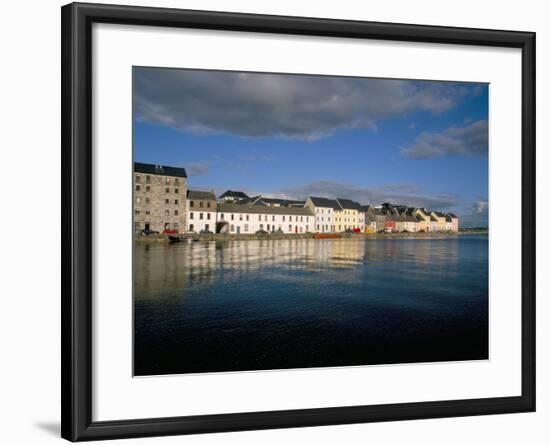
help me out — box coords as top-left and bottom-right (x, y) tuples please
(134, 162), (187, 178)
(448, 212), (458, 218)
(218, 203), (314, 216)
(260, 197), (305, 207)
(219, 190), (249, 199)
(308, 196), (341, 210)
(187, 189), (216, 201)
(336, 198), (362, 211)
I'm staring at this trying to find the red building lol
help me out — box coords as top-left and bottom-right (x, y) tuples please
(384, 217), (396, 232)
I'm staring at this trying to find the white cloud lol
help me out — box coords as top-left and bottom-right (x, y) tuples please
(401, 120), (488, 159)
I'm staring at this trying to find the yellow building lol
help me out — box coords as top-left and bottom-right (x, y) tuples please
(414, 208), (431, 232)
(335, 198), (362, 231)
(431, 211), (447, 231)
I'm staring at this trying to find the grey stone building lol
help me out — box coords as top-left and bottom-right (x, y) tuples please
(133, 162), (187, 233)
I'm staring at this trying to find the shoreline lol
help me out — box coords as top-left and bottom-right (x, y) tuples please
(134, 230), (487, 244)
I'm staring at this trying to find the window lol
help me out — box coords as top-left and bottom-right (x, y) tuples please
(175, 178), (180, 185)
(164, 222), (170, 230)
(189, 224), (194, 231)
(244, 224), (249, 232)
(190, 212), (194, 220)
(174, 210), (179, 216)
(135, 209), (140, 215)
(239, 214), (243, 221)
(174, 222), (179, 231)
(135, 175), (141, 183)
(207, 213), (210, 220)
(165, 209), (170, 216)
(200, 213), (204, 220)
(145, 209), (150, 215)
(165, 178), (170, 185)
(200, 201), (203, 208)
(220, 214), (224, 220)
(267, 224), (270, 231)
(231, 214), (234, 221)
(246, 215), (249, 221)
(165, 198), (169, 204)
(207, 202), (211, 208)
(282, 216), (285, 222)
(145, 197), (150, 204)
(136, 197), (141, 204)
(306, 225), (309, 231)
(175, 188), (179, 194)
(300, 216), (303, 222)
(289, 216), (292, 222)
(190, 201), (195, 207)
(134, 222), (140, 232)
(260, 224), (263, 230)
(288, 225), (292, 232)
(272, 215), (275, 221)
(145, 175), (150, 184)
(165, 187), (169, 193)
(174, 199), (178, 205)
(205, 224), (209, 231)
(135, 185), (141, 191)
(230, 224), (235, 232)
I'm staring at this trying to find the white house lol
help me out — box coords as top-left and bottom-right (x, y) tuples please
(216, 203), (314, 234)
(186, 190), (217, 233)
(305, 197), (340, 232)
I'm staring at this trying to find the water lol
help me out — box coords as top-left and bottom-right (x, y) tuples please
(134, 235), (488, 376)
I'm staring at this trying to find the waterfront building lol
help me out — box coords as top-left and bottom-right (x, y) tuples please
(364, 206), (386, 232)
(238, 195), (306, 208)
(414, 208), (431, 232)
(444, 214), (454, 232)
(335, 198), (362, 231)
(448, 213), (459, 232)
(305, 197), (340, 232)
(431, 211), (448, 231)
(385, 215), (397, 232)
(430, 215), (438, 232)
(219, 190), (249, 203)
(217, 203), (314, 234)
(133, 162), (187, 233)
(399, 215), (420, 232)
(186, 190), (217, 233)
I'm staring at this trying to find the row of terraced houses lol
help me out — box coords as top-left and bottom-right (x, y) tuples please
(133, 162), (459, 235)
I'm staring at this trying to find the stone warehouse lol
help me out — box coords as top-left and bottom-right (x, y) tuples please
(133, 162), (187, 233)
(133, 162), (460, 234)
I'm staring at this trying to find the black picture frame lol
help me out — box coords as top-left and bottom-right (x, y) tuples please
(61, 2), (536, 441)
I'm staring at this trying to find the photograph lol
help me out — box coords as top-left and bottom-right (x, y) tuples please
(132, 67), (489, 376)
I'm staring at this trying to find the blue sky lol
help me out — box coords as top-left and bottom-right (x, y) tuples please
(134, 67), (489, 226)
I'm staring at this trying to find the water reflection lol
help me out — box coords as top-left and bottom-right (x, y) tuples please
(134, 236), (488, 375)
(135, 237), (465, 299)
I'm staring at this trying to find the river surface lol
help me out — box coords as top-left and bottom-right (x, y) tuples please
(134, 235), (488, 375)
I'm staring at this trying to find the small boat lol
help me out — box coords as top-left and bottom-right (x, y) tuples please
(313, 233), (342, 239)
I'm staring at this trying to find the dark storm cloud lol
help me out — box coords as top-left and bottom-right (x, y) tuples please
(134, 68), (479, 140)
(276, 181), (460, 210)
(401, 120), (488, 159)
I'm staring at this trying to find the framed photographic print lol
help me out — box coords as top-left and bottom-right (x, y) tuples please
(61, 2), (536, 441)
